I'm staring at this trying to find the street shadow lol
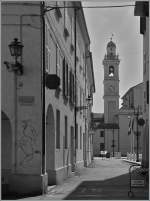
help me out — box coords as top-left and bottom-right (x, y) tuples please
(1, 189), (42, 200)
(64, 173), (149, 200)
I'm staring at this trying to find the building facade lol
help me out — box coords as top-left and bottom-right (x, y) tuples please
(91, 113), (105, 157)
(119, 83), (144, 157)
(134, 1), (149, 168)
(1, 1), (95, 196)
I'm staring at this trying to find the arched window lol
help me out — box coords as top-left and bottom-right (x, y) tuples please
(109, 66), (114, 77)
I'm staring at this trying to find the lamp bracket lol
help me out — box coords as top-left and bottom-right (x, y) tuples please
(4, 61), (23, 75)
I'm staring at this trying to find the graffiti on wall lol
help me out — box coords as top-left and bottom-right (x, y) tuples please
(18, 119), (41, 167)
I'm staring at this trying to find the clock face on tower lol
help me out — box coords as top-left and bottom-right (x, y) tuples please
(108, 85), (115, 94)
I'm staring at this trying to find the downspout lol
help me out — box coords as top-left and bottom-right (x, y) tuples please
(41, 1), (46, 175)
(84, 51), (87, 167)
(74, 7), (77, 169)
(104, 128), (105, 150)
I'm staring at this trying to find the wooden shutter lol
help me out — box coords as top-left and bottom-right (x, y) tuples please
(69, 70), (72, 102)
(63, 58), (65, 96)
(66, 63), (69, 97)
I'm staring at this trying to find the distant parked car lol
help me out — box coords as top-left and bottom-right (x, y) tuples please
(100, 150), (107, 158)
(106, 152), (110, 158)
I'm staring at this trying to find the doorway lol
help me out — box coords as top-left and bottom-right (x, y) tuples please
(46, 104), (55, 185)
(70, 126), (75, 172)
(1, 111), (12, 195)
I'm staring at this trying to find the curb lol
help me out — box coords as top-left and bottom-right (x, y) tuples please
(122, 159), (141, 165)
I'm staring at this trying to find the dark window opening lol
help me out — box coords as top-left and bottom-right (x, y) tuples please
(75, 124), (78, 149)
(109, 66), (114, 77)
(147, 80), (149, 104)
(56, 110), (60, 149)
(100, 131), (104, 137)
(100, 143), (105, 151)
(64, 116), (68, 148)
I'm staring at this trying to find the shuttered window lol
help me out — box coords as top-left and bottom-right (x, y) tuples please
(64, 116), (68, 148)
(147, 80), (149, 104)
(63, 58), (69, 99)
(56, 110), (60, 149)
(69, 70), (75, 105)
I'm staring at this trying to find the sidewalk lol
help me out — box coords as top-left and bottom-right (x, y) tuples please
(20, 158), (149, 200)
(122, 157), (141, 165)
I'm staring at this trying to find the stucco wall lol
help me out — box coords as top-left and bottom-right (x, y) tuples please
(1, 2), (44, 194)
(119, 111), (131, 156)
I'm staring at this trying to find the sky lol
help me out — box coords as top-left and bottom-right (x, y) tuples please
(82, 1), (143, 113)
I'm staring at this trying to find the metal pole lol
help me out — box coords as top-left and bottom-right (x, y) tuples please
(118, 128), (120, 152)
(136, 106), (139, 162)
(84, 53), (87, 166)
(113, 127), (114, 157)
(104, 129), (105, 150)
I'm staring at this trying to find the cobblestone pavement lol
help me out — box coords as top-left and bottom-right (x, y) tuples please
(21, 158), (149, 200)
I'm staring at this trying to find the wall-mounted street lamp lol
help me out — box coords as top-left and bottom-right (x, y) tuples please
(4, 38), (24, 75)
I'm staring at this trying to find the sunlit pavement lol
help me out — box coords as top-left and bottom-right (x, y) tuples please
(20, 158), (149, 200)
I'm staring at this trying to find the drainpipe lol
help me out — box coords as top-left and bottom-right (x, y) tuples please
(41, 1), (46, 176)
(84, 52), (87, 167)
(74, 7), (77, 170)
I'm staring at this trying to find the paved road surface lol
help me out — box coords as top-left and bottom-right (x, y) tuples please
(21, 158), (148, 200)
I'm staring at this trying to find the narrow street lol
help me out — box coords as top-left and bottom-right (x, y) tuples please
(21, 158), (148, 200)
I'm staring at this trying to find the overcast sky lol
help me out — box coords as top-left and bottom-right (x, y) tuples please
(82, 1), (143, 113)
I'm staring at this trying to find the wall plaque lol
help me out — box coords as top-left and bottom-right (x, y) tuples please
(19, 96), (35, 106)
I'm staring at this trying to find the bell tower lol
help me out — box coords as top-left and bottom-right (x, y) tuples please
(103, 39), (120, 124)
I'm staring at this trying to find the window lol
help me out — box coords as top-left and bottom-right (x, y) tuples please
(100, 143), (105, 151)
(109, 66), (114, 77)
(100, 131), (104, 137)
(75, 124), (78, 149)
(147, 80), (149, 104)
(55, 1), (62, 19)
(63, 58), (69, 98)
(144, 53), (146, 74)
(45, 48), (51, 73)
(79, 65), (82, 73)
(56, 110), (60, 149)
(83, 92), (85, 117)
(64, 2), (70, 40)
(80, 87), (82, 114)
(69, 70), (75, 105)
(76, 83), (78, 106)
(64, 116), (68, 148)
(70, 15), (74, 51)
(45, 23), (51, 73)
(66, 63), (69, 96)
(45, 47), (48, 72)
(56, 45), (63, 89)
(80, 126), (82, 149)
(63, 58), (65, 95)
